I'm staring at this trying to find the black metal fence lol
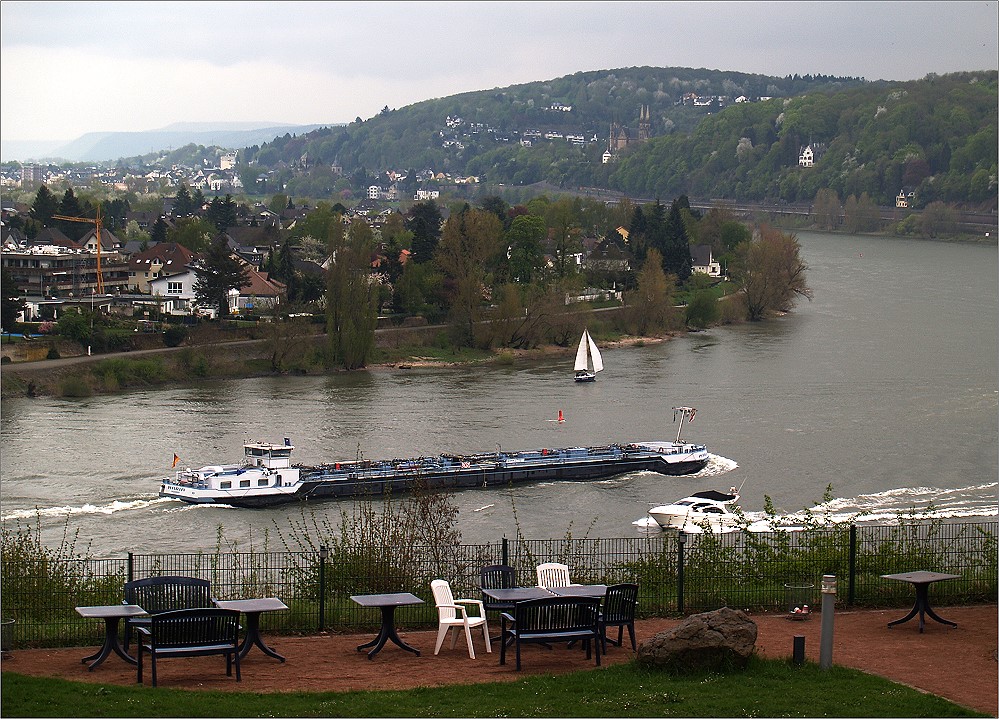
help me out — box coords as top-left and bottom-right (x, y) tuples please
(3, 521), (995, 649)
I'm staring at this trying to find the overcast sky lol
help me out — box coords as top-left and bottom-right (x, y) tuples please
(2, 1), (996, 143)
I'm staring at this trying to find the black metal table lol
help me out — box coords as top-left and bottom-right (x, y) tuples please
(75, 604), (147, 670)
(215, 597), (289, 661)
(882, 571), (960, 633)
(350, 592), (424, 659)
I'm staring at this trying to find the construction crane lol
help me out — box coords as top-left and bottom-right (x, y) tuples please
(52, 204), (105, 294)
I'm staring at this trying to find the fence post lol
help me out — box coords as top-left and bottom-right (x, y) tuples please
(676, 531), (686, 615)
(502, 536), (508, 566)
(127, 552), (134, 583)
(318, 545), (328, 631)
(848, 524), (857, 604)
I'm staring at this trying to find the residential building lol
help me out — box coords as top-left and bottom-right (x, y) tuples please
(691, 245), (722, 277)
(126, 242), (196, 293)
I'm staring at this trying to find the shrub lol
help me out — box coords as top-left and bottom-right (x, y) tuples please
(58, 375), (92, 397)
(163, 326), (188, 348)
(46, 344), (60, 360)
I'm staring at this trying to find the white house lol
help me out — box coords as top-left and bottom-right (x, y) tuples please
(798, 145), (816, 167)
(147, 268), (201, 316)
(691, 245), (722, 277)
(367, 185), (381, 200)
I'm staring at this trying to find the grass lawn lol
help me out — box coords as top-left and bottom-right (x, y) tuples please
(1, 657), (987, 718)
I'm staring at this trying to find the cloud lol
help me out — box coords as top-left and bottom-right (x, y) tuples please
(2, 1), (996, 142)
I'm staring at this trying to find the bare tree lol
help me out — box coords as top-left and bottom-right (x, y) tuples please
(733, 226), (813, 321)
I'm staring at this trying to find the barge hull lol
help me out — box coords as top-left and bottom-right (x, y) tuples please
(217, 455), (708, 509)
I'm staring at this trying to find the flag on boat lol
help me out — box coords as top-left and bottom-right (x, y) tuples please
(284, 437), (291, 446)
(171, 453), (180, 468)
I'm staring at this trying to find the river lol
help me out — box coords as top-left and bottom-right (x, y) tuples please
(1, 231), (996, 556)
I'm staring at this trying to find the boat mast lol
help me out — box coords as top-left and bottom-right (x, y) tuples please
(672, 406), (696, 444)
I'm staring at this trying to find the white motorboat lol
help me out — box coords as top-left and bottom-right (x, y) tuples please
(573, 328), (603, 381)
(646, 488), (742, 532)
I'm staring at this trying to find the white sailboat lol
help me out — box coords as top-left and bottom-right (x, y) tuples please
(573, 329), (604, 382)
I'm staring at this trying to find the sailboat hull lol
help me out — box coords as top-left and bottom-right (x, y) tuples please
(574, 371), (597, 382)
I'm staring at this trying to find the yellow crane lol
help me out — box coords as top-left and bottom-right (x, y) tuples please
(52, 205), (105, 294)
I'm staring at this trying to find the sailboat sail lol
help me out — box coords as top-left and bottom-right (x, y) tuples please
(587, 332), (603, 373)
(574, 331), (590, 372)
(574, 329), (603, 380)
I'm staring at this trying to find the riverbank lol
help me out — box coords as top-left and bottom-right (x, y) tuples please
(0, 326), (679, 400)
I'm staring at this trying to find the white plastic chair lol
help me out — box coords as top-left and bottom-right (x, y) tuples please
(536, 562), (574, 589)
(431, 579), (491, 659)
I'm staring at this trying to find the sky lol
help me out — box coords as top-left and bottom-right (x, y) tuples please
(1, 1), (997, 144)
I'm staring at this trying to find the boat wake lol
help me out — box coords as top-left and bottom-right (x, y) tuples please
(634, 482), (999, 534)
(1, 497), (174, 522)
(693, 453), (738, 478)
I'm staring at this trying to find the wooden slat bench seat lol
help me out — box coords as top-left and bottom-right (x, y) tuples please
(499, 596), (602, 671)
(136, 608), (241, 686)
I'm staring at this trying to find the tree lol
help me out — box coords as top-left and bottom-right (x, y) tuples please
(1, 267), (26, 332)
(545, 197), (581, 279)
(193, 235), (250, 318)
(275, 238), (300, 303)
(685, 288), (720, 329)
(192, 187), (206, 209)
(169, 216), (215, 253)
(406, 200), (443, 264)
(205, 194), (237, 232)
(434, 208), (503, 347)
(505, 214), (546, 284)
(661, 199), (692, 282)
(732, 226), (812, 321)
(29, 185), (59, 226)
(326, 216), (379, 370)
(625, 248), (676, 336)
(150, 216), (169, 245)
(813, 188), (840, 230)
(174, 184), (195, 217)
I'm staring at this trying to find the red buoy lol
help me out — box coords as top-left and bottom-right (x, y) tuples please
(557, 409), (565, 423)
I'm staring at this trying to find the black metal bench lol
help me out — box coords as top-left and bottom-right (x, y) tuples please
(123, 575), (216, 650)
(499, 596), (602, 671)
(136, 608), (241, 686)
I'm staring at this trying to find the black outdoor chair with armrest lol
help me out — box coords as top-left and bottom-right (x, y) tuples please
(600, 582), (639, 652)
(123, 576), (216, 651)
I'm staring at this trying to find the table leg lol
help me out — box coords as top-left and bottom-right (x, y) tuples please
(237, 611), (286, 662)
(355, 606), (420, 659)
(887, 583), (958, 633)
(81, 617), (136, 670)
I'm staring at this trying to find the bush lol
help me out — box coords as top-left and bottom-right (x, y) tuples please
(46, 345), (60, 360)
(163, 326), (188, 348)
(59, 375), (91, 397)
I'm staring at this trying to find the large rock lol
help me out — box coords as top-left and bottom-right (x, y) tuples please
(636, 606), (758, 672)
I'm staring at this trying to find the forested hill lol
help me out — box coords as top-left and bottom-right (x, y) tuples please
(238, 67), (865, 182)
(611, 71), (998, 206)
(237, 67), (996, 209)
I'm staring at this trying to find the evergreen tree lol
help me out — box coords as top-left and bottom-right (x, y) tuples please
(150, 216), (169, 245)
(275, 239), (299, 303)
(174, 184), (195, 217)
(662, 199), (692, 283)
(193, 235), (250, 318)
(192, 187), (206, 210)
(29, 185), (59, 226)
(1, 267), (26, 331)
(205, 194), (238, 232)
(406, 200), (443, 264)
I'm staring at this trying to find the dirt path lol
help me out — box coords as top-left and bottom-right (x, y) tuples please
(3, 605), (995, 715)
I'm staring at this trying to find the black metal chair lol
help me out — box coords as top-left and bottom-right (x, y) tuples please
(480, 564), (517, 614)
(123, 576), (215, 651)
(600, 583), (639, 652)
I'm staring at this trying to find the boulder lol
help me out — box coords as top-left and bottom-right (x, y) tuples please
(636, 606), (758, 672)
